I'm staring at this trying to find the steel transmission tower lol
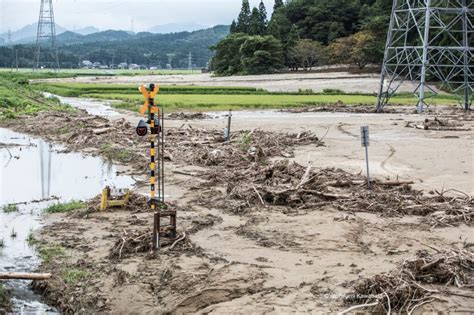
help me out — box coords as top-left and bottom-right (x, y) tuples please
(376, 0), (473, 113)
(34, 0), (60, 70)
(188, 52), (193, 71)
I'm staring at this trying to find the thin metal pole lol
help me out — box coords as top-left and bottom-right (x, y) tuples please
(161, 105), (165, 204)
(365, 145), (371, 190)
(417, 0), (432, 114)
(149, 94), (159, 250)
(226, 109), (232, 141)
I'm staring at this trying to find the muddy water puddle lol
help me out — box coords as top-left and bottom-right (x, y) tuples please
(43, 92), (121, 118)
(0, 128), (134, 313)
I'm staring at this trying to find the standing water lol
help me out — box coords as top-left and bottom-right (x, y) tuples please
(0, 128), (134, 313)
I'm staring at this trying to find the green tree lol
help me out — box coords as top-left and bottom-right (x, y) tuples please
(267, 7), (292, 41)
(349, 31), (380, 69)
(285, 0), (361, 44)
(258, 1), (268, 34)
(328, 31), (380, 69)
(230, 20), (238, 34)
(211, 34), (248, 75)
(285, 25), (300, 69)
(273, 0), (284, 11)
(249, 8), (261, 35)
(328, 36), (354, 65)
(240, 35), (284, 74)
(236, 0), (251, 33)
(288, 39), (326, 70)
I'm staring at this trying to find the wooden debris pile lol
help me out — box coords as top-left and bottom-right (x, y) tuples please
(425, 189), (473, 227)
(406, 117), (471, 131)
(109, 230), (153, 260)
(167, 112), (212, 120)
(164, 128), (322, 167)
(344, 247), (474, 313)
(109, 230), (193, 260)
(279, 103), (414, 114)
(207, 159), (472, 223)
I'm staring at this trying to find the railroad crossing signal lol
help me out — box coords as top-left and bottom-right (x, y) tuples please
(137, 84), (176, 250)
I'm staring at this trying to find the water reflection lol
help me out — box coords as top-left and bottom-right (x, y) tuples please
(0, 128), (135, 313)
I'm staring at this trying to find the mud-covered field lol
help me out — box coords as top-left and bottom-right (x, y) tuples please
(1, 101), (473, 313)
(32, 71), (441, 94)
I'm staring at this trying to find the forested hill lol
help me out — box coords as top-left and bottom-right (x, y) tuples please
(0, 25), (230, 69)
(212, 0), (392, 76)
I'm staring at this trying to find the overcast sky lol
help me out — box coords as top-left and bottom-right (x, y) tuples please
(0, 0), (275, 33)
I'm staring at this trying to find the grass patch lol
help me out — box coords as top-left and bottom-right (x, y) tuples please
(32, 83), (265, 97)
(0, 73), (73, 119)
(238, 131), (253, 151)
(2, 204), (18, 213)
(100, 144), (132, 163)
(62, 268), (90, 285)
(30, 82), (462, 112)
(37, 243), (65, 263)
(0, 282), (12, 311)
(98, 93), (459, 112)
(27, 229), (40, 246)
(44, 201), (85, 214)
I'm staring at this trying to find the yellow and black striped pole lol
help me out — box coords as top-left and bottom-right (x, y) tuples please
(138, 83), (162, 249)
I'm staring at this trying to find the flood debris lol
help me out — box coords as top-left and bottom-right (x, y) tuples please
(406, 117), (471, 131)
(167, 112), (212, 120)
(203, 159), (472, 224)
(165, 128), (322, 167)
(3, 110), (322, 172)
(109, 229), (195, 260)
(280, 103), (413, 114)
(344, 247), (474, 313)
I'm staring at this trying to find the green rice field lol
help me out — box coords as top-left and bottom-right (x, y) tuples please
(32, 82), (462, 112)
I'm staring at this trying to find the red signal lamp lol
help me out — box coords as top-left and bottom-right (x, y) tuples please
(136, 119), (148, 137)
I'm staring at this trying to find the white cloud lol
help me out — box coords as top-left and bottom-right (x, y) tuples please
(0, 0), (275, 32)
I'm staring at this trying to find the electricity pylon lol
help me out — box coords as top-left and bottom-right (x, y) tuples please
(34, 0), (60, 70)
(376, 0), (473, 113)
(188, 52), (193, 71)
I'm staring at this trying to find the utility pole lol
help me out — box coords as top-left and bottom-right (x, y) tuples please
(34, 0), (60, 71)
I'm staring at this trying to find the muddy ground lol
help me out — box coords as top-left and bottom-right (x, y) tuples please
(1, 103), (472, 314)
(32, 71), (443, 94)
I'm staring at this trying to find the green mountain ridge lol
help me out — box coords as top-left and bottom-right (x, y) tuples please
(0, 25), (230, 69)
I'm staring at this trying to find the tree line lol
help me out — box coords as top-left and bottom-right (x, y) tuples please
(212, 0), (392, 76)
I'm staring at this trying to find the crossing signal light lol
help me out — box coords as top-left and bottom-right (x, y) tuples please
(136, 119), (148, 137)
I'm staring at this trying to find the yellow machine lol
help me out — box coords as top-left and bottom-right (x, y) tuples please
(100, 187), (131, 211)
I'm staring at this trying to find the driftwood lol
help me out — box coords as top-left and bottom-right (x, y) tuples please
(0, 272), (51, 280)
(93, 127), (113, 135)
(408, 117), (469, 131)
(378, 180), (414, 186)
